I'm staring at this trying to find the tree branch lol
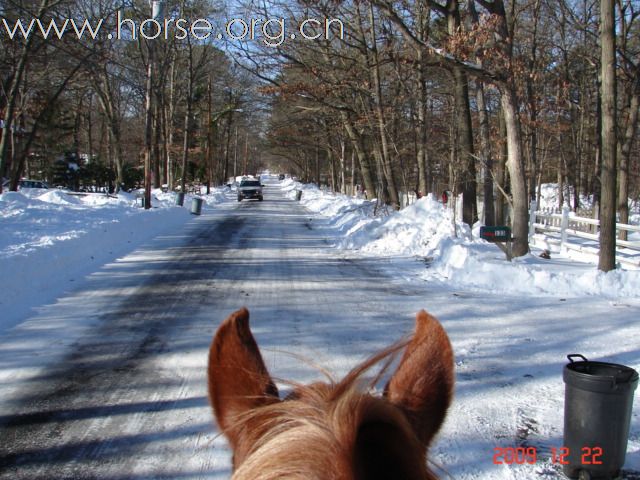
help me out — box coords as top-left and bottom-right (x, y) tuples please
(372, 0), (505, 84)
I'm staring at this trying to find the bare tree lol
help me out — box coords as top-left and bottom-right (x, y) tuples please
(0, 0), (66, 192)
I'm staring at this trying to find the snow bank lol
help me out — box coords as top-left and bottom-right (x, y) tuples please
(285, 179), (640, 299)
(0, 186), (232, 334)
(433, 241), (640, 297)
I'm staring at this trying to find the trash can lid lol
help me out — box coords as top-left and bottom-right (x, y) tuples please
(564, 355), (639, 393)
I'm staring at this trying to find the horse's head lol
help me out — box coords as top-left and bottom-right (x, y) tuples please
(207, 308), (454, 480)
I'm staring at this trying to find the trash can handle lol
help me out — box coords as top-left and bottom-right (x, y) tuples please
(567, 354), (589, 363)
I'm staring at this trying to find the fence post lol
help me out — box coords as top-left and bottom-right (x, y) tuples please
(560, 205), (570, 252)
(529, 200), (537, 239)
(592, 202), (599, 235)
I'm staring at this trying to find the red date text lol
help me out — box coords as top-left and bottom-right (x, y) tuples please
(493, 446), (603, 466)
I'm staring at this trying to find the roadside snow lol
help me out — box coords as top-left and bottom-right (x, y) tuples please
(283, 179), (640, 299)
(0, 187), (232, 334)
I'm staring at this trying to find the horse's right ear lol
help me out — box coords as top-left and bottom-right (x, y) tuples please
(208, 308), (279, 454)
(384, 310), (454, 448)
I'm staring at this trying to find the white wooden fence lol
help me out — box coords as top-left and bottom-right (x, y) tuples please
(528, 201), (640, 267)
(393, 193), (639, 267)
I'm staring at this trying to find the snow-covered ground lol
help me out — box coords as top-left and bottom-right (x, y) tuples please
(0, 187), (227, 334)
(1, 176), (639, 478)
(282, 179), (640, 297)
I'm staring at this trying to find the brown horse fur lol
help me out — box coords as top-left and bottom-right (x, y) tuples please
(208, 307), (454, 480)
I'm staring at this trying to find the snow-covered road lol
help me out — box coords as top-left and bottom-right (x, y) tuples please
(1, 180), (639, 479)
(0, 182), (458, 479)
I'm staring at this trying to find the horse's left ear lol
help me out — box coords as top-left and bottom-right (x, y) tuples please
(384, 310), (454, 448)
(208, 308), (279, 455)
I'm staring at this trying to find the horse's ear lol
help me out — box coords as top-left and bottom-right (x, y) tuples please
(384, 310), (454, 447)
(208, 308), (279, 452)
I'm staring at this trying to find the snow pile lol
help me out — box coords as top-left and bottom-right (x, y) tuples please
(336, 195), (464, 257)
(36, 189), (84, 206)
(198, 187), (230, 205)
(280, 178), (365, 215)
(535, 183), (582, 210)
(433, 241), (640, 297)
(283, 179), (640, 299)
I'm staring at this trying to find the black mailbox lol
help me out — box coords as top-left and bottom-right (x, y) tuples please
(480, 225), (511, 242)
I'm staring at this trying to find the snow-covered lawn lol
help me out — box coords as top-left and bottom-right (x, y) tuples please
(0, 187), (228, 333)
(1, 177), (639, 478)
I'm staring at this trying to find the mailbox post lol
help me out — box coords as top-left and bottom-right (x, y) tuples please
(480, 226), (513, 260)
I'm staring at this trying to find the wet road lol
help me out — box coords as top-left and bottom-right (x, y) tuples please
(0, 181), (426, 479)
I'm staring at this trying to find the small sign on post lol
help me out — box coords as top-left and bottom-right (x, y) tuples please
(480, 226), (513, 260)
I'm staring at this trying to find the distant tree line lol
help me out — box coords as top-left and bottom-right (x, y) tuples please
(0, 0), (264, 197)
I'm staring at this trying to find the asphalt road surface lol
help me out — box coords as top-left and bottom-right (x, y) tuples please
(0, 180), (429, 480)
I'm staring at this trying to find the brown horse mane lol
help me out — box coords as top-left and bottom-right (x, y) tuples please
(208, 308), (454, 480)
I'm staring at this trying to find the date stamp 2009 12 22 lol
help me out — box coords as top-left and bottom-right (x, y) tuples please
(493, 446), (604, 466)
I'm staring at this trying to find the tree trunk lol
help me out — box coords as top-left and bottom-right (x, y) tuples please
(368, 3), (399, 209)
(143, 44), (154, 209)
(500, 86), (530, 257)
(598, 0), (617, 272)
(496, 111), (508, 225)
(593, 75), (602, 217)
(93, 72), (124, 191)
(315, 143), (321, 186)
(222, 115), (232, 182)
(205, 78), (212, 194)
(475, 80), (495, 226)
(415, 3), (430, 196)
(180, 47), (194, 193)
(468, 0), (493, 225)
(415, 71), (429, 197)
(166, 60), (176, 190)
(153, 95), (162, 189)
(341, 137), (347, 194)
(617, 77), (639, 238)
(341, 112), (376, 197)
(0, 54), (29, 190)
(448, 0), (477, 226)
(180, 103), (191, 193)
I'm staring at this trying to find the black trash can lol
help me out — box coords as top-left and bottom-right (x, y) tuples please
(295, 190), (302, 201)
(191, 197), (204, 215)
(176, 192), (185, 206)
(563, 354), (638, 479)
